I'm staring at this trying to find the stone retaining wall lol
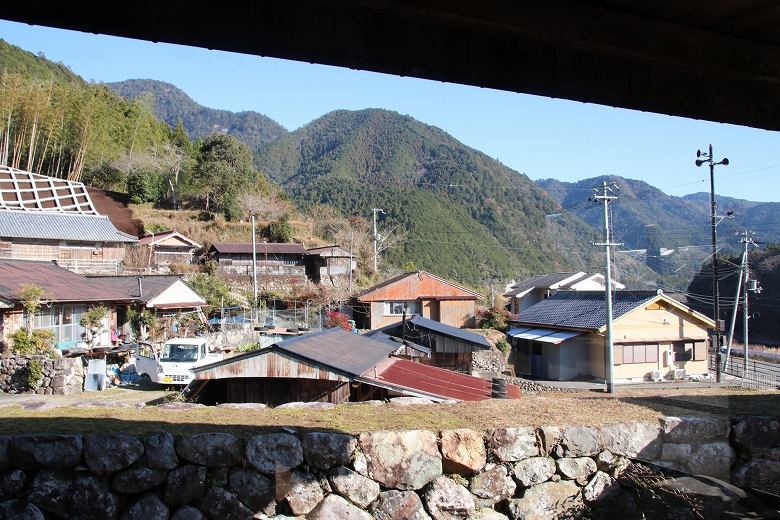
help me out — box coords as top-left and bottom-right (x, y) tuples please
(0, 356), (84, 395)
(0, 415), (777, 519)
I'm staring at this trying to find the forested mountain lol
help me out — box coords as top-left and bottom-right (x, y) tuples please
(109, 79), (287, 151)
(0, 39), (84, 85)
(253, 109), (602, 286)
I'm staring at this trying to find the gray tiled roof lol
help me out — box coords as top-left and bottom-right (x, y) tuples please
(0, 212), (137, 242)
(512, 291), (659, 330)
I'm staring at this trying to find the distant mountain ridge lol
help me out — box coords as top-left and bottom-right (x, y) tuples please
(108, 79), (287, 151)
(253, 109), (601, 286)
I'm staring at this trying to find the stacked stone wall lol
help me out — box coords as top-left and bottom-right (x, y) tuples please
(0, 415), (777, 519)
(0, 356), (83, 395)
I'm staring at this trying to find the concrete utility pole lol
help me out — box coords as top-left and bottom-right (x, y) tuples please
(251, 216), (258, 305)
(592, 182), (621, 394)
(371, 208), (384, 273)
(739, 231), (761, 383)
(695, 145), (729, 382)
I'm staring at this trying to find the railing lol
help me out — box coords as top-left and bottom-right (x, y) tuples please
(710, 354), (779, 389)
(0, 252), (119, 274)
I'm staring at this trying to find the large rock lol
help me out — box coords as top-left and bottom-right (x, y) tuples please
(302, 432), (357, 470)
(112, 468), (168, 494)
(423, 476), (476, 520)
(307, 494), (373, 520)
(513, 456), (557, 488)
(469, 464), (516, 502)
(195, 487), (253, 520)
(9, 435), (82, 470)
(507, 480), (583, 520)
(661, 417), (730, 444)
(121, 493), (168, 520)
(487, 428), (539, 462)
(471, 509), (509, 520)
(283, 470), (325, 516)
(176, 433), (243, 468)
(688, 442), (736, 480)
(599, 422), (661, 459)
(558, 427), (599, 458)
(538, 427), (560, 456)
(0, 499), (44, 520)
(359, 430), (442, 490)
(730, 416), (780, 458)
(83, 434), (144, 476)
(170, 506), (204, 520)
(328, 466), (380, 508)
(582, 471), (620, 503)
(27, 470), (119, 520)
(228, 467), (276, 516)
(556, 457), (597, 481)
(731, 458), (780, 496)
(164, 465), (207, 506)
(440, 429), (486, 475)
(0, 469), (26, 501)
(0, 437), (10, 471)
(370, 490), (432, 520)
(144, 432), (179, 471)
(246, 433), (303, 475)
(659, 443), (691, 465)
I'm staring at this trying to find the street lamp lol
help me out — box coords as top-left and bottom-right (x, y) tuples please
(695, 145), (728, 382)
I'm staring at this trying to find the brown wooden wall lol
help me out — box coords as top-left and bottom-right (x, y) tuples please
(225, 377), (350, 406)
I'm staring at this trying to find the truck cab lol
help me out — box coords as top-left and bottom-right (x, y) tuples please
(136, 338), (222, 386)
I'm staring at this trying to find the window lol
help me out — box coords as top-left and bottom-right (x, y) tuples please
(617, 343), (659, 364)
(673, 342), (692, 361)
(384, 301), (421, 316)
(532, 342), (542, 356)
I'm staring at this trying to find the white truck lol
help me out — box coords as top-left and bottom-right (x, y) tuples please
(136, 337), (222, 386)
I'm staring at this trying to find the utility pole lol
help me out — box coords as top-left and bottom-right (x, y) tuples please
(371, 208), (384, 273)
(251, 216), (258, 306)
(592, 181), (621, 394)
(739, 231), (761, 383)
(695, 145), (729, 382)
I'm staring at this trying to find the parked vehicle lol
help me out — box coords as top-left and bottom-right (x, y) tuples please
(136, 338), (222, 386)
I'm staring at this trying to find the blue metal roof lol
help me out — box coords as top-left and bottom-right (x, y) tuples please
(511, 291), (659, 330)
(0, 212), (137, 242)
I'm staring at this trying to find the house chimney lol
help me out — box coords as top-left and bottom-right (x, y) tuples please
(137, 277), (143, 298)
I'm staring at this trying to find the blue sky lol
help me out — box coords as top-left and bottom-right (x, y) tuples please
(1, 19), (779, 202)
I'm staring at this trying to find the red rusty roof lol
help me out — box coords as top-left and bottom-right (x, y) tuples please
(355, 270), (484, 302)
(364, 358), (520, 401)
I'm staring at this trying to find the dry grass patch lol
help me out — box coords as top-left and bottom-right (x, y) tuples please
(0, 386), (775, 439)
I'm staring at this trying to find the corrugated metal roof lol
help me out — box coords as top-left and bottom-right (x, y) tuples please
(511, 291), (660, 330)
(0, 259), (131, 302)
(503, 272), (584, 297)
(355, 270), (483, 302)
(193, 327), (398, 378)
(364, 358), (519, 401)
(305, 246), (352, 257)
(0, 211), (137, 242)
(364, 314), (492, 349)
(210, 242), (307, 255)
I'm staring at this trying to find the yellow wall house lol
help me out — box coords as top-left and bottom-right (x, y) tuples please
(507, 290), (716, 383)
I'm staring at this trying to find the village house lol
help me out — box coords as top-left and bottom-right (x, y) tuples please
(208, 242), (308, 287)
(187, 327), (518, 405)
(364, 314), (492, 373)
(137, 230), (201, 268)
(503, 271), (625, 315)
(0, 260), (206, 350)
(304, 245), (356, 287)
(349, 270), (484, 330)
(0, 167), (137, 274)
(507, 290), (715, 383)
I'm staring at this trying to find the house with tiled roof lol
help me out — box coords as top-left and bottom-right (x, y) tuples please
(503, 271), (625, 315)
(137, 230), (201, 267)
(507, 290), (715, 383)
(208, 242), (308, 287)
(0, 167), (137, 274)
(350, 271), (484, 330)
